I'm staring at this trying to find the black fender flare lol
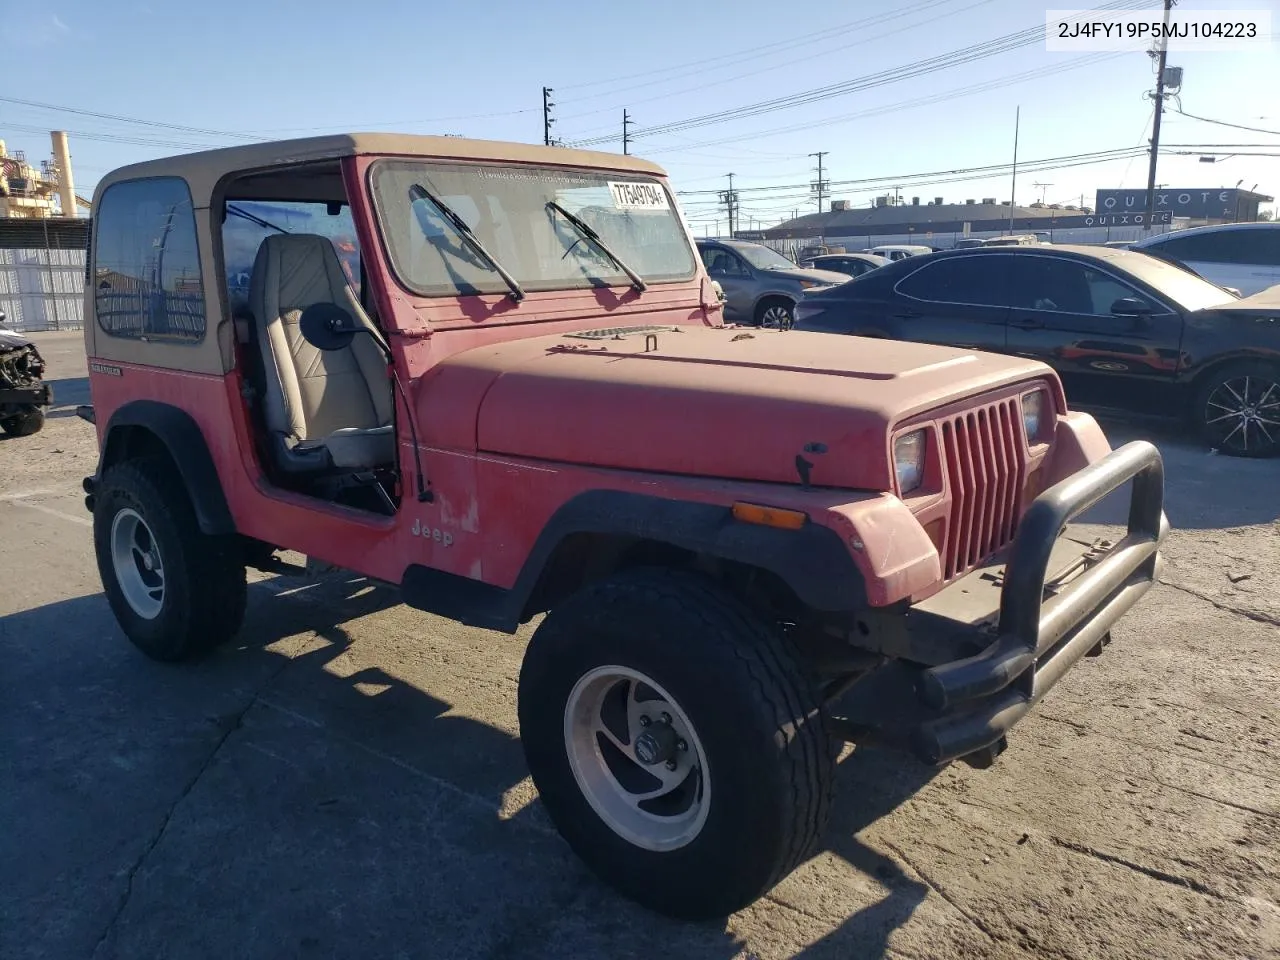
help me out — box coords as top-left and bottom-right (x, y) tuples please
(401, 489), (867, 634)
(96, 400), (236, 535)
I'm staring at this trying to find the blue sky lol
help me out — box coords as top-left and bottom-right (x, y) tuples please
(4, 0), (1277, 230)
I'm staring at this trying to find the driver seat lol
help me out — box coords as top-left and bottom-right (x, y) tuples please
(249, 233), (395, 474)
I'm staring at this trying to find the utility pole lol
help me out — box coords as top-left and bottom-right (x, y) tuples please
(809, 151), (829, 214)
(1008, 105), (1020, 234)
(1144, 0), (1175, 230)
(622, 110), (631, 155)
(719, 173), (739, 237)
(1033, 181), (1053, 204)
(542, 87), (556, 146)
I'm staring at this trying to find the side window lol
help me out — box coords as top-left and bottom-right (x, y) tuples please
(1211, 228), (1280, 265)
(1148, 232), (1231, 264)
(222, 200), (360, 319)
(94, 177), (205, 342)
(1254, 229), (1280, 267)
(702, 248), (748, 277)
(896, 257), (1012, 306)
(1082, 268), (1158, 315)
(1007, 258), (1157, 315)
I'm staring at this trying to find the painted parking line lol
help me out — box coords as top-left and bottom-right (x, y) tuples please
(0, 490), (92, 527)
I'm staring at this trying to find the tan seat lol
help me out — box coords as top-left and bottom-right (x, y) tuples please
(249, 234), (394, 472)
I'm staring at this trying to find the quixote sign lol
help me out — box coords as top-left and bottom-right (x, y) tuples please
(1083, 211), (1173, 226)
(1095, 188), (1248, 220)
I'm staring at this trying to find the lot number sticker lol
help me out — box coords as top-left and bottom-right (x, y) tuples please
(608, 181), (670, 211)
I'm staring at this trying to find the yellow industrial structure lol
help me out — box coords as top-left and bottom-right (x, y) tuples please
(0, 131), (90, 218)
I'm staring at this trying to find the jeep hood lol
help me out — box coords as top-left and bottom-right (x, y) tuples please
(421, 326), (1053, 490)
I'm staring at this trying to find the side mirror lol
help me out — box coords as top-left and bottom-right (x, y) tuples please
(1110, 297), (1151, 317)
(298, 302), (362, 351)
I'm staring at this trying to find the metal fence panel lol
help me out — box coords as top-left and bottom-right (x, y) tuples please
(0, 247), (86, 331)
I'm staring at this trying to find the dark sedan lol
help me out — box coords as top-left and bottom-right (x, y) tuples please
(793, 245), (1280, 457)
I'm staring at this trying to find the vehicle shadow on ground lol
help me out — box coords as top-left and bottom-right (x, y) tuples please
(1077, 411), (1280, 530)
(6, 573), (945, 959)
(790, 749), (942, 959)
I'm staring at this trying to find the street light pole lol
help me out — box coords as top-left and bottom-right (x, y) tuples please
(1008, 105), (1020, 234)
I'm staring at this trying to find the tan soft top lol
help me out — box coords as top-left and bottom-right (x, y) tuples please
(92, 133), (668, 206)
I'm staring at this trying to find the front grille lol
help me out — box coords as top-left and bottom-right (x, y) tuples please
(939, 398), (1027, 580)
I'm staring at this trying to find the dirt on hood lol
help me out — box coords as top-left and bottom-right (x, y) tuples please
(421, 324), (1056, 490)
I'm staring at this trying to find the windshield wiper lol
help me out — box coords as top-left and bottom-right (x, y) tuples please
(408, 183), (524, 302)
(227, 204), (289, 234)
(546, 201), (647, 293)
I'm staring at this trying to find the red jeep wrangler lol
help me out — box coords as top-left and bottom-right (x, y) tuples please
(81, 135), (1167, 920)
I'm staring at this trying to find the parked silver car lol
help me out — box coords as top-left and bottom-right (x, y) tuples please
(1130, 222), (1280, 297)
(696, 238), (848, 327)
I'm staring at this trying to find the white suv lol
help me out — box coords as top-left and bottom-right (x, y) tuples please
(1131, 222), (1280, 297)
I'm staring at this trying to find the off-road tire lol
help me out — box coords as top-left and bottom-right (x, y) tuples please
(1192, 359), (1280, 458)
(0, 406), (45, 437)
(518, 567), (834, 920)
(754, 296), (795, 330)
(94, 456), (247, 661)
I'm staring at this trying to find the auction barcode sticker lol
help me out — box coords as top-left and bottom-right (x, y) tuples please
(1046, 9), (1273, 51)
(608, 181), (670, 211)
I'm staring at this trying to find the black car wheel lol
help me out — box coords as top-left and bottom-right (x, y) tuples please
(1194, 361), (1280, 458)
(0, 406), (45, 437)
(754, 297), (794, 330)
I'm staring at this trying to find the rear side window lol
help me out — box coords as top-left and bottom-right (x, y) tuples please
(896, 256), (1014, 306)
(1147, 228), (1276, 265)
(94, 177), (205, 342)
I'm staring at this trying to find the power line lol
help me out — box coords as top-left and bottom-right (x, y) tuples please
(0, 95), (255, 141)
(553, 0), (959, 96)
(1172, 107), (1280, 137)
(0, 121), (237, 152)
(555, 0), (996, 126)
(636, 53), (1122, 156)
(0, 94), (535, 143)
(567, 0), (1148, 147)
(675, 146), (1150, 197)
(676, 151), (1153, 217)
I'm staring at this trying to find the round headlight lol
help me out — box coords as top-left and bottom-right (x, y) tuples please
(1022, 390), (1046, 440)
(894, 430), (927, 494)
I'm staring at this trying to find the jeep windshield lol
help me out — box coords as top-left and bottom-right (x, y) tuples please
(370, 160), (697, 298)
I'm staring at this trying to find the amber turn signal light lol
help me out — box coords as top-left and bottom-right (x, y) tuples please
(731, 502), (808, 530)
